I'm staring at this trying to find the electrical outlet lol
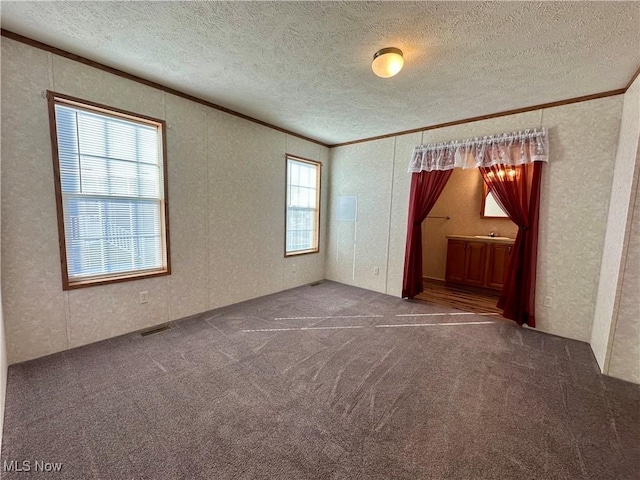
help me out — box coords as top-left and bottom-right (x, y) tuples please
(373, 266), (380, 275)
(139, 291), (149, 304)
(543, 296), (552, 308)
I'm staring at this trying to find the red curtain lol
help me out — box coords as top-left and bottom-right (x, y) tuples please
(402, 170), (453, 298)
(480, 162), (543, 326)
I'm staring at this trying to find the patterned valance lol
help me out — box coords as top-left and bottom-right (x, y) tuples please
(408, 128), (548, 173)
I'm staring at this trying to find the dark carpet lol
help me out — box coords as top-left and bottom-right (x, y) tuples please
(1, 281), (638, 479)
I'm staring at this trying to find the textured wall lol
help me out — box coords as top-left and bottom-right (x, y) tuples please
(0, 291), (5, 450)
(326, 139), (395, 293)
(0, 91), (6, 451)
(327, 100), (624, 343)
(536, 99), (622, 340)
(605, 76), (640, 384)
(608, 168), (640, 383)
(422, 169), (518, 280)
(327, 132), (421, 298)
(591, 76), (640, 378)
(1, 38), (328, 364)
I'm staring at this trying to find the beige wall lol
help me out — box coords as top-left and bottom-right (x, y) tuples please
(608, 166), (640, 383)
(325, 138), (395, 292)
(0, 290), (5, 451)
(327, 99), (624, 343)
(1, 38), (328, 364)
(0, 89), (6, 451)
(591, 74), (640, 384)
(422, 168), (517, 280)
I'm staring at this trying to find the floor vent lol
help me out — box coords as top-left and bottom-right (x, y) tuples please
(140, 325), (172, 337)
(309, 281), (324, 287)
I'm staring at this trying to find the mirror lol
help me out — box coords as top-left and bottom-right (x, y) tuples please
(481, 182), (509, 218)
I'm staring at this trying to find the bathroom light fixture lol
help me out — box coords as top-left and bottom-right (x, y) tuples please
(487, 169), (518, 180)
(371, 47), (404, 78)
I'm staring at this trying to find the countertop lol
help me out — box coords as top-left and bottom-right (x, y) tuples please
(446, 235), (515, 244)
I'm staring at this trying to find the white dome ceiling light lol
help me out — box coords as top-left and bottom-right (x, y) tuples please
(371, 47), (404, 78)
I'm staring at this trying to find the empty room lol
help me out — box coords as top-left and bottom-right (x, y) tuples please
(0, 2), (639, 479)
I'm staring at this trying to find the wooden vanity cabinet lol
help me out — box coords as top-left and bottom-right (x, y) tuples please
(485, 243), (512, 289)
(464, 242), (488, 286)
(444, 240), (467, 283)
(445, 238), (512, 291)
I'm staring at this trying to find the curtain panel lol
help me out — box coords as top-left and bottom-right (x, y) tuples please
(480, 163), (543, 327)
(402, 170), (453, 298)
(408, 128), (548, 173)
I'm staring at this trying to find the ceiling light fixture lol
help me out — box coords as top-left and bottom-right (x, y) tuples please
(371, 47), (404, 78)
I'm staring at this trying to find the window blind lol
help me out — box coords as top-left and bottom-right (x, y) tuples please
(53, 102), (166, 282)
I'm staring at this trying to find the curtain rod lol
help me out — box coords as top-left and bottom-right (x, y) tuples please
(414, 128), (547, 152)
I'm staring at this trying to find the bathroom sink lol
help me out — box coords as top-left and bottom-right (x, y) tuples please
(473, 235), (512, 240)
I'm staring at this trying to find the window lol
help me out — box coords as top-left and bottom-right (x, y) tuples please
(47, 92), (170, 289)
(285, 155), (321, 256)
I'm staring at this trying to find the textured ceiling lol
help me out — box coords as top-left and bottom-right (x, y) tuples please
(1, 1), (639, 145)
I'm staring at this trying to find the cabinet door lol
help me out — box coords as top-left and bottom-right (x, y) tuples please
(464, 242), (487, 286)
(486, 244), (512, 290)
(445, 240), (466, 283)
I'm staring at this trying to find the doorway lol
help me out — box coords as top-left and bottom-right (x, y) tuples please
(417, 169), (516, 314)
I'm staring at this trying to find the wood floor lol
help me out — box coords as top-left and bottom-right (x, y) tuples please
(415, 279), (503, 314)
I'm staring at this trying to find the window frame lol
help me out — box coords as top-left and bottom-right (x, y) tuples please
(46, 91), (171, 290)
(284, 154), (321, 257)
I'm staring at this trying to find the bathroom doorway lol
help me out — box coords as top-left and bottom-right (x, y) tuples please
(417, 169), (517, 314)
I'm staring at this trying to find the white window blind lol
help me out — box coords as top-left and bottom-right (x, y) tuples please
(286, 157), (320, 255)
(51, 98), (168, 286)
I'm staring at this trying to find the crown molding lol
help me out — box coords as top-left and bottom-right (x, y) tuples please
(3, 29), (638, 150)
(1, 29), (329, 148)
